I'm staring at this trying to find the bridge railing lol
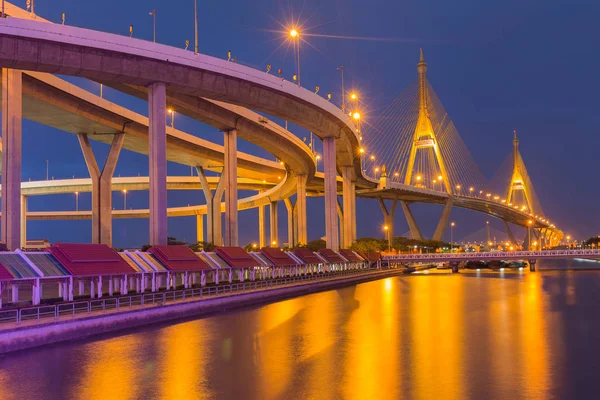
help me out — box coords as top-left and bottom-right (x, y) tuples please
(384, 249), (600, 262)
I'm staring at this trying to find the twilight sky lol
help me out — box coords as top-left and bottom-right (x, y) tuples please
(17, 0), (600, 248)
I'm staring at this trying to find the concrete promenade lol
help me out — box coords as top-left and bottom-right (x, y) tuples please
(0, 268), (402, 354)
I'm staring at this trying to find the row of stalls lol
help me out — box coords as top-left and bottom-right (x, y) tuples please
(0, 244), (378, 308)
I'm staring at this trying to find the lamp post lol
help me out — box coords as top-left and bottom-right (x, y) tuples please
(450, 222), (455, 252)
(149, 10), (156, 43)
(337, 66), (345, 112)
(75, 192), (79, 212)
(528, 220), (533, 251)
(194, 0), (198, 54)
(123, 189), (128, 210)
(289, 29), (300, 87)
(45, 160), (49, 181)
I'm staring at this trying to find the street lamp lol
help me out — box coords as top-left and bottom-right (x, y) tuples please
(74, 192), (79, 211)
(123, 189), (128, 210)
(149, 10), (157, 43)
(337, 66), (345, 112)
(168, 108), (175, 128)
(450, 222), (456, 252)
(45, 160), (49, 180)
(289, 29), (300, 87)
(527, 220), (533, 251)
(194, 0), (199, 54)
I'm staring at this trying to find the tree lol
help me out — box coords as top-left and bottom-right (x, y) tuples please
(350, 238), (386, 253)
(305, 239), (326, 251)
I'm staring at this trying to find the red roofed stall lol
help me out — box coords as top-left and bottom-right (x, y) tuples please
(148, 245), (215, 289)
(149, 245), (211, 271)
(260, 247), (297, 267)
(215, 247), (259, 268)
(214, 247), (260, 282)
(292, 248), (323, 264)
(318, 249), (347, 264)
(49, 243), (136, 276)
(339, 249), (364, 263)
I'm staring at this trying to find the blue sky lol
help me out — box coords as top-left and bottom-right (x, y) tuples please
(18, 0), (600, 247)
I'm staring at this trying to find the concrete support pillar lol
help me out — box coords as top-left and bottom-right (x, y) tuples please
(284, 198), (296, 247)
(341, 166), (355, 248)
(197, 167), (225, 246)
(323, 137), (339, 250)
(504, 221), (517, 245)
(258, 202), (267, 248)
(1, 69), (22, 251)
(148, 82), (167, 245)
(400, 201), (423, 241)
(351, 182), (357, 242)
(78, 133), (125, 246)
(432, 199), (453, 242)
(296, 175), (308, 245)
(270, 201), (279, 247)
(20, 195), (27, 249)
(378, 198), (398, 243)
(336, 198), (345, 248)
(196, 214), (204, 243)
(223, 129), (238, 246)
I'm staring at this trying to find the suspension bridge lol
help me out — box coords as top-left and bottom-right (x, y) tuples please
(358, 50), (562, 248)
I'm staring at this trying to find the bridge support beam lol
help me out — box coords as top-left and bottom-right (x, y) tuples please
(529, 259), (537, 272)
(296, 174), (308, 246)
(196, 215), (204, 243)
(148, 82), (167, 246)
(258, 200), (267, 248)
(78, 132), (124, 247)
(504, 221), (518, 246)
(336, 198), (345, 249)
(432, 199), (453, 242)
(223, 129), (238, 246)
(341, 166), (355, 248)
(323, 137), (339, 251)
(284, 197), (296, 247)
(1, 69), (22, 251)
(20, 195), (27, 249)
(378, 198), (398, 245)
(400, 201), (423, 241)
(270, 201), (279, 247)
(197, 167), (225, 246)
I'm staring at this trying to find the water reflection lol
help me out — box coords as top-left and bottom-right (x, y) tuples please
(2, 270), (600, 399)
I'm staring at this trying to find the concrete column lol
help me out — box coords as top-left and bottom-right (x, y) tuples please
(341, 166), (355, 248)
(336, 198), (344, 248)
(196, 214), (204, 243)
(223, 129), (238, 246)
(78, 133), (124, 246)
(504, 221), (517, 245)
(400, 201), (423, 241)
(296, 175), (308, 245)
(20, 195), (27, 249)
(270, 201), (279, 247)
(1, 69), (22, 251)
(323, 137), (339, 250)
(284, 198), (295, 247)
(432, 199), (453, 242)
(197, 167), (225, 246)
(351, 182), (357, 242)
(378, 198), (398, 242)
(149, 82), (168, 246)
(258, 202), (267, 248)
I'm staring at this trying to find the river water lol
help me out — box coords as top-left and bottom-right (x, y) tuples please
(1, 259), (600, 399)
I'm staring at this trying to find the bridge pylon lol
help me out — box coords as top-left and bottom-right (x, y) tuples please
(506, 131), (536, 214)
(404, 49), (452, 194)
